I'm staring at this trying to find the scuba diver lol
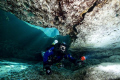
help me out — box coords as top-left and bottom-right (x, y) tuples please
(42, 40), (86, 75)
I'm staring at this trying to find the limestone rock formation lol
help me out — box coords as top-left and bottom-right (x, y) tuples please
(71, 0), (120, 49)
(0, 0), (120, 50)
(84, 63), (120, 80)
(0, 0), (97, 36)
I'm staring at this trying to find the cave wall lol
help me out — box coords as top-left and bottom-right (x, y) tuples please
(0, 0), (98, 36)
(71, 0), (120, 49)
(0, 0), (120, 50)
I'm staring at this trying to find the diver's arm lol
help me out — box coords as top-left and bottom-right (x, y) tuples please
(64, 54), (77, 64)
(64, 54), (84, 66)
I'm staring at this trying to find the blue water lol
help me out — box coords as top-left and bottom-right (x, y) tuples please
(0, 9), (71, 61)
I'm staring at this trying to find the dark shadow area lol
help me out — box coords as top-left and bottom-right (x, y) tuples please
(110, 78), (120, 80)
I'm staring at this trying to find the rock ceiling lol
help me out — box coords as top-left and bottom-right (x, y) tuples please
(0, 0), (120, 50)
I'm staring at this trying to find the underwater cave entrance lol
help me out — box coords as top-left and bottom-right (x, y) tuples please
(0, 9), (71, 62)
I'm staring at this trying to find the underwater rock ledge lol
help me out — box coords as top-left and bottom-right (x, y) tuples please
(0, 0), (98, 36)
(0, 0), (120, 50)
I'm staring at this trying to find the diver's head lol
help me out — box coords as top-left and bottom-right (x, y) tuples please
(59, 42), (67, 53)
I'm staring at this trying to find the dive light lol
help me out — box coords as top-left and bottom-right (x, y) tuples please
(81, 56), (86, 61)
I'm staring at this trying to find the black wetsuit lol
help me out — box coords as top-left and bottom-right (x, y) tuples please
(43, 43), (77, 74)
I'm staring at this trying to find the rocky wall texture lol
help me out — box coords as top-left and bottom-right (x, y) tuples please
(0, 0), (120, 50)
(70, 0), (120, 49)
(83, 63), (120, 80)
(0, 0), (102, 36)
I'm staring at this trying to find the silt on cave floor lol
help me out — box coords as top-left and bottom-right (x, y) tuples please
(1, 50), (120, 80)
(0, 59), (82, 80)
(1, 47), (120, 80)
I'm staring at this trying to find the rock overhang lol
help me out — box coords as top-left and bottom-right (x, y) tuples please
(0, 0), (120, 50)
(0, 0), (97, 36)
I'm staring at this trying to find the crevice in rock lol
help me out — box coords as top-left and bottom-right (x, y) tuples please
(54, 1), (66, 25)
(69, 32), (78, 42)
(54, 16), (59, 21)
(71, 2), (97, 41)
(82, 2), (97, 20)
(88, 2), (97, 13)
(57, 1), (66, 20)
(72, 2), (97, 32)
(73, 24), (78, 34)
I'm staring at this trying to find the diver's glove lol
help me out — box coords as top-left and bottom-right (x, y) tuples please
(75, 56), (86, 66)
(44, 66), (52, 75)
(46, 68), (51, 75)
(75, 60), (83, 66)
